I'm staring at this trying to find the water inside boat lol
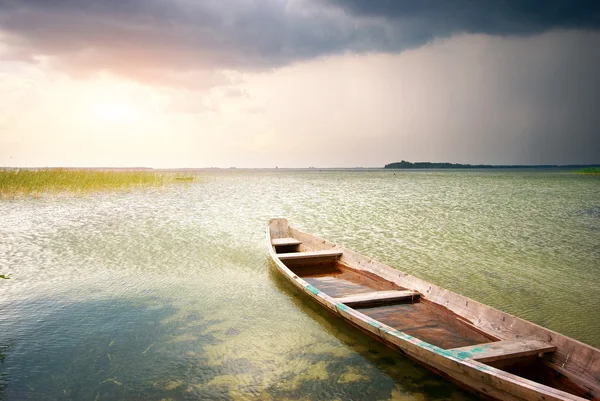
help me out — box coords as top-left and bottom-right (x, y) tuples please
(280, 256), (496, 350)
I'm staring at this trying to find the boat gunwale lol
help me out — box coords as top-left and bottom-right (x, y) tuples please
(266, 218), (594, 401)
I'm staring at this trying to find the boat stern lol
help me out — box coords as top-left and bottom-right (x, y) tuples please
(268, 218), (289, 240)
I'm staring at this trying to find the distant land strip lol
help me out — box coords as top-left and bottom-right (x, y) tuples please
(384, 161), (600, 169)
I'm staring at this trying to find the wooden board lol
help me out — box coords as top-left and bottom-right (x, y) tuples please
(357, 302), (493, 349)
(449, 339), (557, 363)
(269, 218), (289, 239)
(303, 276), (379, 298)
(334, 290), (420, 307)
(277, 249), (343, 260)
(298, 263), (405, 298)
(272, 237), (302, 246)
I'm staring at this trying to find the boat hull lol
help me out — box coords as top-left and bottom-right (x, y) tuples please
(267, 218), (599, 401)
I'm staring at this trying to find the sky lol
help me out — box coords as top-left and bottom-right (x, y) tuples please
(0, 0), (599, 168)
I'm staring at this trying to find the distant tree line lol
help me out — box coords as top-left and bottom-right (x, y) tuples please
(385, 161), (492, 169)
(384, 161), (600, 169)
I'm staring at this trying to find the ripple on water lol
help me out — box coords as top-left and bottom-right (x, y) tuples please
(0, 170), (598, 400)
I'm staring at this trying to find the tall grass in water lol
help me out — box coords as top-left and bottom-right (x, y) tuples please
(0, 169), (197, 198)
(575, 167), (600, 176)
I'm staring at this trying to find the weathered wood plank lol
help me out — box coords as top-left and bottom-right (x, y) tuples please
(269, 218), (289, 239)
(304, 276), (377, 297)
(359, 302), (492, 349)
(334, 290), (420, 306)
(272, 237), (302, 246)
(277, 249), (343, 261)
(449, 339), (556, 363)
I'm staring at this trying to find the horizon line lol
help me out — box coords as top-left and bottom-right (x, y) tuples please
(2, 164), (600, 170)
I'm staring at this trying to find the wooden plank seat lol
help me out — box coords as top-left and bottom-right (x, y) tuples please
(334, 290), (420, 307)
(448, 339), (557, 363)
(277, 249), (343, 261)
(271, 237), (302, 246)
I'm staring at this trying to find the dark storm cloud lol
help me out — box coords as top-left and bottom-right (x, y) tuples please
(0, 0), (377, 78)
(1, 0), (599, 80)
(326, 0), (600, 34)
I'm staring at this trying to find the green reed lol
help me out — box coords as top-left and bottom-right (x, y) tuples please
(0, 169), (198, 198)
(575, 167), (600, 175)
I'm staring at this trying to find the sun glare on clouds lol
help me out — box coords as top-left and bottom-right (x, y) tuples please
(91, 96), (143, 125)
(83, 78), (151, 126)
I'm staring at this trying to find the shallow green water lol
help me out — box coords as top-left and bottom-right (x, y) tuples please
(0, 169), (598, 400)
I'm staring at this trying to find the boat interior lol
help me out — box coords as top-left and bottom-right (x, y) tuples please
(271, 235), (594, 400)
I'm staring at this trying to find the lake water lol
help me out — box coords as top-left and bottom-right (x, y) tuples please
(0, 169), (598, 400)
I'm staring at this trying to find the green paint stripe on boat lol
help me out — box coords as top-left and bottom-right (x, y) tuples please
(305, 284), (321, 296)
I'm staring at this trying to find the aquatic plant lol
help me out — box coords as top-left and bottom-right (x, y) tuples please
(0, 169), (198, 198)
(575, 167), (600, 175)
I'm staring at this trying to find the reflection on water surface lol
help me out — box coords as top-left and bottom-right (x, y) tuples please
(0, 170), (598, 400)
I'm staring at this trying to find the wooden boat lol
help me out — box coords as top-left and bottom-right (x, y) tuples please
(267, 218), (600, 401)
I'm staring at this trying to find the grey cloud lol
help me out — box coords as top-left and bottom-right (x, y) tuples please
(325, 1), (600, 34)
(0, 0), (376, 81)
(2, 0), (599, 85)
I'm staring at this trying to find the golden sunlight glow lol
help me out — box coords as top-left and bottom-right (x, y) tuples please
(75, 75), (153, 126)
(91, 98), (142, 124)
(88, 91), (145, 125)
